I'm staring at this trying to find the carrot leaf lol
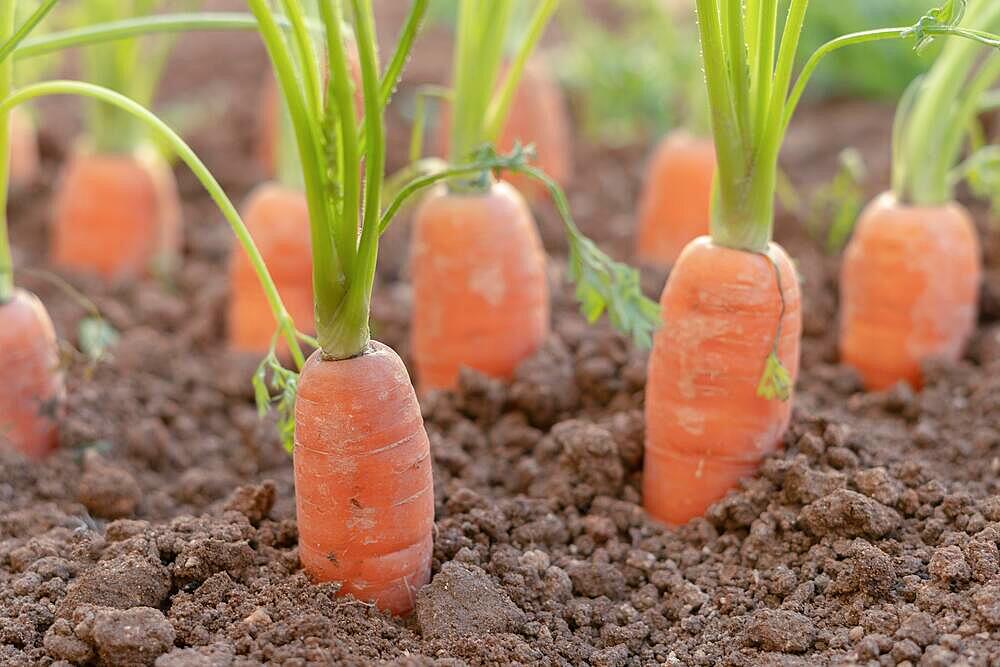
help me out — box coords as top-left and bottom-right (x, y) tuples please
(78, 316), (119, 362)
(508, 156), (662, 349)
(756, 352), (792, 402)
(252, 350), (299, 454)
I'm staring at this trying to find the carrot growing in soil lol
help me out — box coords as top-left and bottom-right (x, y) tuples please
(50, 0), (187, 281)
(412, 0), (656, 394)
(0, 1), (62, 460)
(643, 0), (995, 525)
(247, 0), (655, 612)
(840, 0), (1000, 391)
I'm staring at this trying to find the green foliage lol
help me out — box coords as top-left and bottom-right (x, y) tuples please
(553, 0), (704, 145)
(252, 350), (299, 454)
(795, 148), (867, 255)
(795, 0), (939, 100)
(756, 352), (792, 401)
(77, 316), (119, 362)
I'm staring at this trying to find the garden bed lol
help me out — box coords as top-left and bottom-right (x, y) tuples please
(1, 4), (1000, 666)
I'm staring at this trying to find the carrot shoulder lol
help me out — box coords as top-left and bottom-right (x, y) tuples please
(51, 148), (181, 280)
(644, 237), (801, 525)
(0, 289), (63, 460)
(410, 180), (550, 393)
(294, 342), (433, 615)
(635, 131), (715, 268)
(227, 183), (313, 355)
(839, 192), (981, 390)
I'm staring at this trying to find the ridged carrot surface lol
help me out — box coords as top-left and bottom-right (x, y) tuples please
(9, 107), (39, 189)
(0, 289), (62, 460)
(635, 131), (716, 268)
(839, 192), (981, 390)
(644, 237), (801, 524)
(411, 181), (550, 393)
(294, 343), (433, 615)
(50, 150), (181, 280)
(227, 183), (313, 355)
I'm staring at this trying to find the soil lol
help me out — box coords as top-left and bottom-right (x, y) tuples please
(3, 3), (1000, 666)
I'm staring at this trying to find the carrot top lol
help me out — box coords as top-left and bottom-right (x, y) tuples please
(694, 0), (1000, 254)
(892, 0), (1000, 207)
(67, 0), (193, 155)
(447, 0), (558, 173)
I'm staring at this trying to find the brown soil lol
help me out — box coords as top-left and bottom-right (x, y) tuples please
(3, 5), (1000, 666)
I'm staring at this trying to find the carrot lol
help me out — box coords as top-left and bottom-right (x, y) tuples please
(50, 147), (181, 279)
(635, 130), (715, 268)
(840, 195), (981, 390)
(244, 0), (436, 614)
(838, 3), (1000, 390)
(436, 58), (572, 202)
(227, 183), (313, 355)
(294, 342), (433, 614)
(242, 0), (655, 613)
(0, 288), (62, 460)
(48, 1), (185, 280)
(640, 0), (985, 524)
(644, 238), (800, 524)
(411, 180), (549, 392)
(8, 106), (38, 189)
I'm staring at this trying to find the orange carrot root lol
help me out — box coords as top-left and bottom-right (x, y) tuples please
(839, 192), (981, 391)
(9, 107), (39, 189)
(411, 180), (550, 393)
(644, 237), (801, 525)
(0, 289), (63, 460)
(635, 131), (716, 268)
(295, 342), (433, 615)
(50, 148), (181, 280)
(437, 60), (572, 201)
(227, 183), (313, 355)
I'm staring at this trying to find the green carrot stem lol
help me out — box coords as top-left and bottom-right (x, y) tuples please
(0, 0), (15, 304)
(483, 0), (558, 143)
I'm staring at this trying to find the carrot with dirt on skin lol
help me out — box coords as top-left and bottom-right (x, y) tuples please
(840, 0), (1000, 391)
(643, 0), (997, 526)
(412, 0), (656, 395)
(50, 0), (187, 281)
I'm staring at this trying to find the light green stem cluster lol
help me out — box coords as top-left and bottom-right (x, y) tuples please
(448, 0), (558, 174)
(894, 0), (1000, 206)
(695, 0), (1000, 253)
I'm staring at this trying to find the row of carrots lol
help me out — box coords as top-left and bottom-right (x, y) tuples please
(0, 0), (998, 616)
